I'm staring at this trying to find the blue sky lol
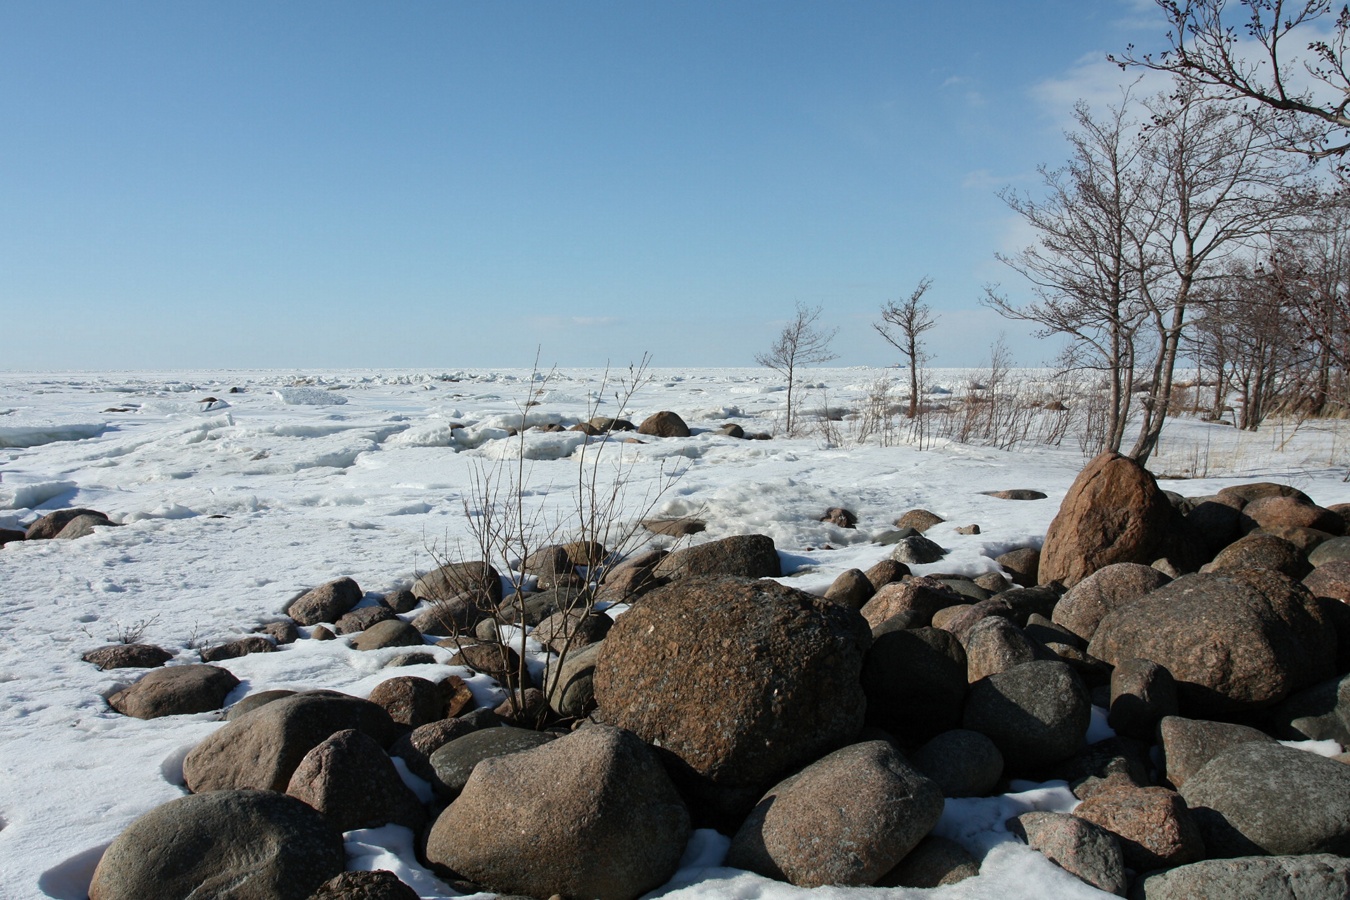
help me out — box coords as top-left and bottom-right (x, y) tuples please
(2, 1), (1169, 371)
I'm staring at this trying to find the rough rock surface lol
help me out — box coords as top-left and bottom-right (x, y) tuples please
(88, 789), (344, 900)
(81, 643), (173, 670)
(862, 626), (967, 744)
(637, 410), (691, 437)
(1038, 452), (1175, 587)
(909, 729), (1003, 798)
(309, 870), (420, 900)
(425, 725), (690, 900)
(1009, 811), (1126, 896)
(287, 577), (364, 626)
(183, 690), (398, 792)
(1071, 782), (1204, 871)
(285, 729), (425, 833)
(1132, 854), (1350, 900)
(1157, 716), (1277, 788)
(1051, 563), (1170, 643)
(651, 534), (781, 580)
(593, 576), (870, 821)
(1088, 570), (1335, 715)
(107, 664), (239, 719)
(1180, 742), (1350, 857)
(726, 740), (943, 888)
(427, 726), (557, 798)
(961, 660), (1091, 773)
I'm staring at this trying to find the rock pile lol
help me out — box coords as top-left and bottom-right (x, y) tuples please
(77, 451), (1350, 898)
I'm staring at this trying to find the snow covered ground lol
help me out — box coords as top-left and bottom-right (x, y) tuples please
(2, 366), (1348, 900)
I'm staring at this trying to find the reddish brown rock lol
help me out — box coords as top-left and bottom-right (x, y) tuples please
(107, 664), (239, 719)
(1039, 452), (1176, 588)
(1305, 560), (1350, 602)
(285, 729), (425, 833)
(1072, 783), (1204, 872)
(1242, 495), (1344, 535)
(637, 410), (691, 437)
(860, 577), (968, 630)
(593, 576), (870, 823)
(1052, 563), (1170, 643)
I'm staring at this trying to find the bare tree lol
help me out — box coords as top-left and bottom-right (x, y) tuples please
(755, 302), (838, 435)
(1114, 0), (1350, 166)
(874, 278), (937, 418)
(1127, 87), (1306, 462)
(985, 94), (1158, 454)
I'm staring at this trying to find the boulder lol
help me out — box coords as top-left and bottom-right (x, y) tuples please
(593, 576), (870, 824)
(1088, 570), (1335, 716)
(1157, 716), (1277, 789)
(411, 560), (502, 605)
(995, 547), (1041, 587)
(862, 627), (968, 744)
(26, 508), (110, 540)
(107, 664), (239, 719)
(1310, 535), (1350, 567)
(1071, 782), (1204, 872)
(652, 534), (781, 580)
(531, 607), (612, 653)
(366, 675), (448, 729)
(1107, 657), (1178, 741)
(334, 604), (397, 635)
(1304, 559), (1350, 601)
(1051, 563), (1170, 643)
(388, 710), (499, 782)
(1242, 495), (1344, 535)
(81, 643), (173, 670)
(1217, 482), (1313, 506)
(860, 577), (967, 630)
(909, 729), (1003, 798)
(183, 690), (398, 792)
(894, 509), (945, 532)
(1268, 672), (1350, 744)
(823, 568), (874, 611)
(876, 836), (980, 888)
(1008, 811), (1126, 896)
(285, 729), (425, 833)
(350, 619), (425, 651)
(54, 513), (116, 539)
(638, 410), (691, 437)
(199, 636), (276, 662)
(309, 870), (420, 900)
(1132, 854), (1350, 900)
(863, 559), (908, 591)
(725, 741), (943, 888)
(226, 689), (297, 721)
(543, 640), (604, 719)
(426, 726), (557, 799)
(1039, 452), (1176, 587)
(961, 660), (1091, 774)
(963, 616), (1039, 682)
(1203, 532), (1312, 580)
(425, 725), (690, 900)
(287, 577), (363, 626)
(1181, 742), (1350, 857)
(820, 507), (858, 528)
(88, 789), (344, 900)
(889, 534), (947, 565)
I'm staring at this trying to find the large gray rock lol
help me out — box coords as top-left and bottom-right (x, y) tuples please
(1180, 742), (1350, 857)
(107, 664), (239, 719)
(652, 534), (782, 580)
(1157, 716), (1277, 789)
(183, 690), (398, 792)
(593, 576), (870, 823)
(425, 725), (690, 900)
(726, 740), (943, 887)
(961, 660), (1091, 774)
(287, 577), (363, 626)
(1132, 854), (1350, 899)
(544, 639), (603, 719)
(1088, 570), (1335, 716)
(88, 789), (344, 900)
(427, 726), (557, 799)
(909, 729), (1003, 798)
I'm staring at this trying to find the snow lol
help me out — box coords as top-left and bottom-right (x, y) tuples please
(2, 366), (1349, 900)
